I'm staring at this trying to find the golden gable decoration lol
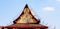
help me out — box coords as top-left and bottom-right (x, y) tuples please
(13, 4), (40, 24)
(4, 4), (48, 29)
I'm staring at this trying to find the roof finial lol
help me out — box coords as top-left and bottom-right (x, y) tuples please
(25, 4), (28, 8)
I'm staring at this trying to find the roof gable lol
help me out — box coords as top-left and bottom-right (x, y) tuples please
(13, 4), (40, 24)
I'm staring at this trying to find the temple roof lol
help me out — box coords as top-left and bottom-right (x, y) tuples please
(4, 4), (48, 29)
(5, 23), (48, 28)
(0, 26), (3, 28)
(13, 4), (40, 24)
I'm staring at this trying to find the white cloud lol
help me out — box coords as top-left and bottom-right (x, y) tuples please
(42, 6), (55, 12)
(56, 0), (60, 2)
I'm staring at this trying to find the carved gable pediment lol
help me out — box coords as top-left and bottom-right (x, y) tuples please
(13, 4), (40, 24)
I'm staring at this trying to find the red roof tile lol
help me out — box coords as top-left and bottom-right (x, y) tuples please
(5, 23), (48, 28)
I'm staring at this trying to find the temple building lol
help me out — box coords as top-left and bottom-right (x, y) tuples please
(4, 4), (48, 29)
(0, 26), (4, 29)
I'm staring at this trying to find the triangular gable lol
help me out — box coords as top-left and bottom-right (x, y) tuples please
(13, 4), (40, 24)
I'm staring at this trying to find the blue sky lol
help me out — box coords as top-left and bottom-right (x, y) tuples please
(0, 0), (60, 29)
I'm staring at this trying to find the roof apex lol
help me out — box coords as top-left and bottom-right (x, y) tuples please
(24, 4), (29, 8)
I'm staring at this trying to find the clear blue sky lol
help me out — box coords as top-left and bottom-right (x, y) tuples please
(0, 0), (60, 29)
